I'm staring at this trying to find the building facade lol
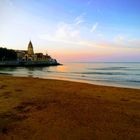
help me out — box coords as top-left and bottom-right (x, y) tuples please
(16, 41), (53, 62)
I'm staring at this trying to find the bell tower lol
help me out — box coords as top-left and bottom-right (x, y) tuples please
(28, 40), (34, 55)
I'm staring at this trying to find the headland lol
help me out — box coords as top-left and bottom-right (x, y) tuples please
(0, 41), (60, 67)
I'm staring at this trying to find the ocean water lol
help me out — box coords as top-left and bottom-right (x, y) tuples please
(0, 62), (140, 89)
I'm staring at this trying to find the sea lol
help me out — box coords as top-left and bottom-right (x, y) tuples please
(0, 62), (140, 89)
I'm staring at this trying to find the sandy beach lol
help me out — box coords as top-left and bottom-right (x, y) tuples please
(0, 76), (140, 140)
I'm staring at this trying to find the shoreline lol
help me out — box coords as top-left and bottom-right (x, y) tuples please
(0, 73), (140, 90)
(0, 76), (140, 139)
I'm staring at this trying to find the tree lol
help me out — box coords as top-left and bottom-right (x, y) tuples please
(0, 47), (17, 61)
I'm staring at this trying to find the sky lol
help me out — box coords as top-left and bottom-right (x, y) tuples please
(0, 0), (140, 62)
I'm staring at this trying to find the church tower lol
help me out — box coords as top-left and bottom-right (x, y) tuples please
(28, 40), (34, 55)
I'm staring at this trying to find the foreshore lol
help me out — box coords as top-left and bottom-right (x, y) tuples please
(0, 76), (140, 140)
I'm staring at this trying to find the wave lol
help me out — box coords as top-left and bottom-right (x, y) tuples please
(87, 67), (128, 70)
(80, 72), (128, 75)
(87, 67), (140, 71)
(81, 78), (140, 83)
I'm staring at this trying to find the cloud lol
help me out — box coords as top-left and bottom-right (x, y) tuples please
(90, 22), (98, 32)
(39, 21), (132, 49)
(114, 35), (140, 48)
(39, 21), (100, 48)
(39, 24), (103, 49)
(39, 17), (140, 51)
(75, 18), (84, 25)
(39, 12), (87, 45)
(115, 35), (126, 42)
(124, 39), (140, 48)
(74, 13), (86, 25)
(97, 33), (104, 37)
(39, 22), (81, 45)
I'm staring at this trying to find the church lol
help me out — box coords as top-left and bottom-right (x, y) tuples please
(16, 41), (52, 61)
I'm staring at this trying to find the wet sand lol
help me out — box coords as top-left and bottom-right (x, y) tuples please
(0, 76), (140, 140)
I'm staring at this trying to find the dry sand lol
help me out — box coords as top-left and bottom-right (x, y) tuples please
(0, 76), (140, 140)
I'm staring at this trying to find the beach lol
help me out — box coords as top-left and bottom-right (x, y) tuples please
(0, 76), (140, 140)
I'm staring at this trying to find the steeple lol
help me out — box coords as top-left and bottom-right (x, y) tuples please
(28, 40), (34, 55)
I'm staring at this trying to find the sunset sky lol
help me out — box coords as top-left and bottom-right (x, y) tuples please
(0, 0), (140, 62)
